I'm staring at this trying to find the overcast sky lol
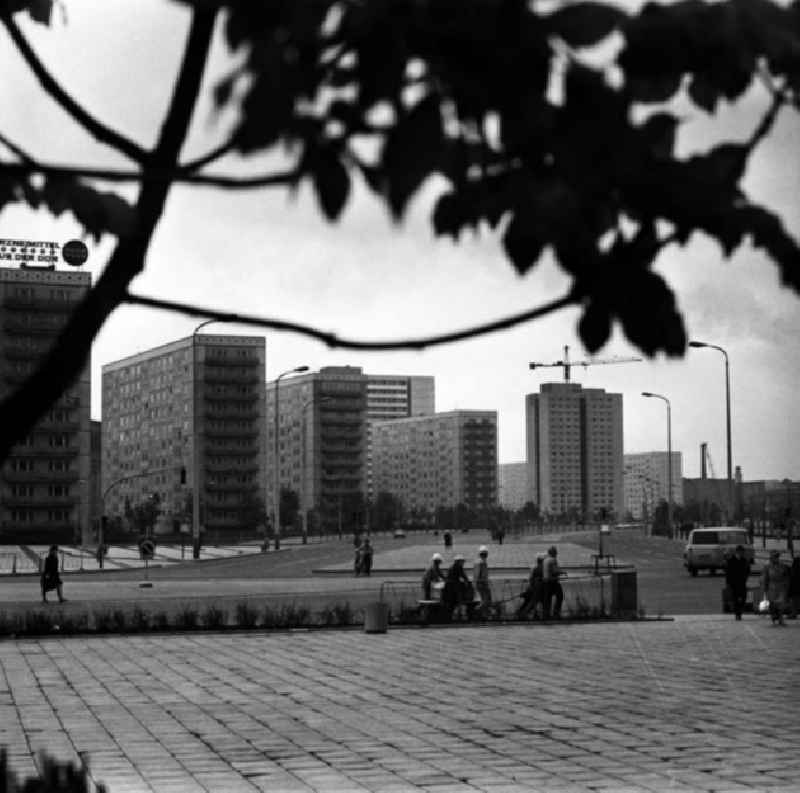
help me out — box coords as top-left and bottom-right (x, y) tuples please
(1, 1), (798, 481)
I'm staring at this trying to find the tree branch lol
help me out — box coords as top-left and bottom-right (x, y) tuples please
(0, 10), (148, 164)
(0, 160), (303, 189)
(0, 130), (34, 162)
(178, 138), (237, 173)
(0, 7), (219, 462)
(123, 289), (578, 351)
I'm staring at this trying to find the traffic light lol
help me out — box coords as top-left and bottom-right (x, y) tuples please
(180, 467), (187, 484)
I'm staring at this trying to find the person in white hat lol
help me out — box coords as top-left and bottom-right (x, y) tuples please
(474, 545), (491, 617)
(422, 552), (445, 600)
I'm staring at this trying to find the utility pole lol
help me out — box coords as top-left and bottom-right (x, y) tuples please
(529, 345), (642, 382)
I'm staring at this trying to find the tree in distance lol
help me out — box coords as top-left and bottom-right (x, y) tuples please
(0, 0), (799, 461)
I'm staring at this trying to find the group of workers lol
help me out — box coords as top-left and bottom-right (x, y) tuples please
(421, 544), (565, 621)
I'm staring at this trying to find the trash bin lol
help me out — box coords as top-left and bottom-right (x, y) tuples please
(364, 602), (390, 634)
(611, 570), (638, 616)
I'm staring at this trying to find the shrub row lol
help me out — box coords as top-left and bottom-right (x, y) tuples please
(0, 596), (640, 639)
(0, 600), (357, 638)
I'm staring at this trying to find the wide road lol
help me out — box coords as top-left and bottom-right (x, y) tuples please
(0, 530), (783, 617)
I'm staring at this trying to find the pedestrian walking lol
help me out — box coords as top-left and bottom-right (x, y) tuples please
(443, 554), (474, 620)
(422, 553), (445, 600)
(542, 545), (564, 619)
(725, 545), (751, 620)
(358, 537), (373, 576)
(762, 550), (790, 626)
(788, 555), (800, 619)
(41, 545), (66, 604)
(517, 553), (545, 620)
(473, 545), (492, 617)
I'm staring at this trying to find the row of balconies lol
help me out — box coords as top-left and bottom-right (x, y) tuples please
(1, 495), (76, 508)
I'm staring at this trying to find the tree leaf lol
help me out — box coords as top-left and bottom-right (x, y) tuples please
(305, 144), (350, 221)
(39, 178), (135, 241)
(432, 192), (467, 240)
(380, 93), (444, 219)
(737, 205), (800, 293)
(687, 74), (719, 113)
(502, 211), (547, 274)
(616, 271), (686, 356)
(578, 301), (612, 353)
(545, 2), (627, 47)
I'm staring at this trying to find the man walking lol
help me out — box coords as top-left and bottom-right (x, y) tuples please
(542, 545), (563, 619)
(725, 545), (751, 620)
(474, 545), (492, 617)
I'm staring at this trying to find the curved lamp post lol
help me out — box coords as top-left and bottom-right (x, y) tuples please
(273, 366), (309, 549)
(642, 391), (673, 539)
(191, 319), (220, 559)
(689, 340), (733, 521)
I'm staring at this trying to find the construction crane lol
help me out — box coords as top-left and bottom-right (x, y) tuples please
(529, 345), (642, 382)
(700, 442), (717, 480)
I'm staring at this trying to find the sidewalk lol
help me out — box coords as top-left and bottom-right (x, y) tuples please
(0, 617), (797, 792)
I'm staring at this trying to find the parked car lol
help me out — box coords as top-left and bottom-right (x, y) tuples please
(684, 527), (754, 576)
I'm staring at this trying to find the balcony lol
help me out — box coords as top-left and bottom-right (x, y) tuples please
(3, 344), (50, 361)
(204, 407), (259, 421)
(203, 390), (259, 403)
(2, 470), (79, 483)
(204, 461), (259, 474)
(2, 317), (63, 335)
(10, 446), (79, 457)
(204, 427), (258, 439)
(203, 370), (260, 385)
(2, 495), (74, 508)
(203, 355), (259, 368)
(205, 480), (257, 493)
(2, 296), (78, 313)
(203, 442), (258, 457)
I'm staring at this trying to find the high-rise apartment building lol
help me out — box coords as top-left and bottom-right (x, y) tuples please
(624, 451), (683, 520)
(526, 383), (623, 519)
(372, 410), (498, 515)
(0, 264), (91, 543)
(102, 335), (267, 537)
(266, 366), (367, 534)
(364, 374), (434, 499)
(498, 462), (530, 510)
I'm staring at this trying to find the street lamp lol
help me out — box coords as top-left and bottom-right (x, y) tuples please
(273, 366), (309, 550)
(300, 395), (333, 544)
(689, 340), (733, 521)
(191, 319), (218, 559)
(642, 391), (673, 539)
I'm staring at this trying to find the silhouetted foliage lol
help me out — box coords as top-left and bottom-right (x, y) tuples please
(1, 0), (799, 460)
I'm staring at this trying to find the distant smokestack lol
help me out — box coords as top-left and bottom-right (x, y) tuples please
(700, 442), (707, 480)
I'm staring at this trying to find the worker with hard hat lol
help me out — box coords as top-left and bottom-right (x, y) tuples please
(422, 552), (446, 600)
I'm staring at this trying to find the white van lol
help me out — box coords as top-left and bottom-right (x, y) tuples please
(684, 527), (754, 576)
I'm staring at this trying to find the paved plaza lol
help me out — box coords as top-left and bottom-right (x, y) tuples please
(1, 617), (798, 793)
